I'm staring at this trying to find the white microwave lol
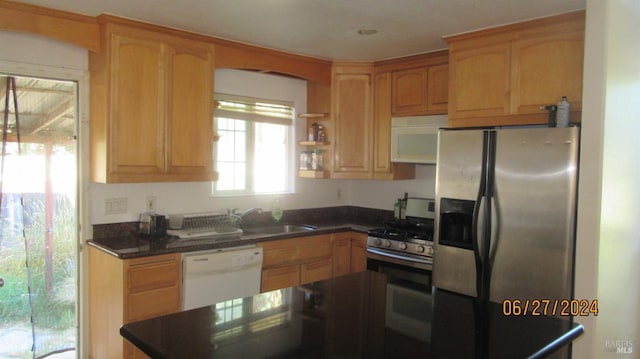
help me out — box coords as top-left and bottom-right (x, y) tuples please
(390, 115), (448, 164)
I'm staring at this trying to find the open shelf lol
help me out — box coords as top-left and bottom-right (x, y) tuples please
(298, 113), (329, 119)
(298, 170), (329, 179)
(298, 141), (330, 146)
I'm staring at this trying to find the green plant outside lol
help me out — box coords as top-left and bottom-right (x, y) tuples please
(0, 193), (77, 330)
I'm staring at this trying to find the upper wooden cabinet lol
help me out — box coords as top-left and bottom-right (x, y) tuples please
(372, 72), (415, 180)
(446, 11), (585, 128)
(331, 63), (373, 179)
(375, 51), (449, 117)
(391, 64), (448, 116)
(90, 18), (217, 183)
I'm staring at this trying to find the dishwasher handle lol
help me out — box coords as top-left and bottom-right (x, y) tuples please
(184, 261), (263, 277)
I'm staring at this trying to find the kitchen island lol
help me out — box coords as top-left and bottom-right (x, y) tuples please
(120, 271), (583, 359)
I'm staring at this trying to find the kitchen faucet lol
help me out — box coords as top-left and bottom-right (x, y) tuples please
(230, 207), (263, 220)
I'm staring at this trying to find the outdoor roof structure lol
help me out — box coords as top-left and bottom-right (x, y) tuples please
(0, 75), (76, 143)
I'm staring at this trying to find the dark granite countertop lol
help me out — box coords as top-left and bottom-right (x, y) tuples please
(87, 221), (377, 259)
(120, 271), (583, 359)
(88, 206), (392, 259)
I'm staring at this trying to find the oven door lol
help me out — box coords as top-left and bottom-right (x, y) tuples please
(367, 247), (433, 343)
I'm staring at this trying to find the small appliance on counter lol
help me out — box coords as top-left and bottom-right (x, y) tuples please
(138, 212), (167, 239)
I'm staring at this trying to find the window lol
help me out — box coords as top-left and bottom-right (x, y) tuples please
(213, 94), (294, 195)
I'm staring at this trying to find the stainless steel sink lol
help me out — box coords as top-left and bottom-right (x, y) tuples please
(242, 224), (316, 235)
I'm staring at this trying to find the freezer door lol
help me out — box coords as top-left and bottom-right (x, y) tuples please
(489, 127), (579, 303)
(433, 129), (486, 297)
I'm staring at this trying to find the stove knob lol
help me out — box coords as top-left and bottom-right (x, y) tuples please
(427, 246), (434, 256)
(416, 245), (425, 253)
(383, 240), (391, 248)
(372, 238), (382, 246)
(398, 242), (408, 250)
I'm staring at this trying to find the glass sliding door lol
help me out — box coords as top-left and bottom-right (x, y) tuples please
(0, 75), (78, 358)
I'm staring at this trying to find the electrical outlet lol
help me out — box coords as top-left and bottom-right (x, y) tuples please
(146, 196), (157, 212)
(104, 197), (128, 215)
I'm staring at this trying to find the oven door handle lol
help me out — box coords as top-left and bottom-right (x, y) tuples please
(367, 247), (433, 270)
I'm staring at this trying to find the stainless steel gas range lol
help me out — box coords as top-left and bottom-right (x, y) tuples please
(366, 198), (435, 272)
(366, 197), (436, 342)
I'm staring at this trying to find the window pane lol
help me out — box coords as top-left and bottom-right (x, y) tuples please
(234, 132), (246, 160)
(217, 130), (235, 162)
(216, 162), (235, 190)
(234, 163), (246, 190)
(254, 123), (287, 193)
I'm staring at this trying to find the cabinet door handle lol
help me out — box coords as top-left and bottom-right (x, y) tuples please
(0, 278), (4, 288)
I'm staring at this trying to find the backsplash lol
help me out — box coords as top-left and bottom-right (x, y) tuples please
(92, 205), (393, 239)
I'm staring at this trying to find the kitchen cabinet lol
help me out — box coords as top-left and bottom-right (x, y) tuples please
(259, 234), (333, 292)
(390, 63), (448, 116)
(331, 63), (373, 179)
(88, 247), (181, 359)
(373, 50), (449, 117)
(332, 232), (368, 277)
(371, 72), (415, 180)
(90, 17), (217, 183)
(446, 11), (585, 128)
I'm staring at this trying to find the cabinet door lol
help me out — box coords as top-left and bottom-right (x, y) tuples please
(261, 265), (300, 292)
(372, 72), (415, 180)
(448, 42), (511, 121)
(391, 67), (428, 115)
(427, 63), (449, 112)
(510, 31), (584, 115)
(166, 42), (216, 180)
(350, 235), (368, 273)
(301, 258), (333, 284)
(373, 72), (393, 175)
(332, 237), (352, 277)
(109, 33), (167, 176)
(332, 66), (372, 178)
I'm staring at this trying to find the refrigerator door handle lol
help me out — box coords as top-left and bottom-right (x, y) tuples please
(478, 130), (497, 304)
(472, 130), (490, 297)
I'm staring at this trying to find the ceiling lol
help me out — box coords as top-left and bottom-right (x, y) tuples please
(16, 0), (585, 62)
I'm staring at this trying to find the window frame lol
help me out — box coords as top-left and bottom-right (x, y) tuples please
(212, 94), (295, 196)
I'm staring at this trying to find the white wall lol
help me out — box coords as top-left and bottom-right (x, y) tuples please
(574, 1), (640, 357)
(351, 165), (437, 208)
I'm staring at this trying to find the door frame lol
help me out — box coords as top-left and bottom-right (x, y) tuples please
(0, 59), (91, 358)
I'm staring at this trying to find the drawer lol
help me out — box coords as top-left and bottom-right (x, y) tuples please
(261, 234), (331, 267)
(301, 257), (332, 284)
(261, 265), (300, 292)
(126, 285), (180, 322)
(127, 261), (180, 292)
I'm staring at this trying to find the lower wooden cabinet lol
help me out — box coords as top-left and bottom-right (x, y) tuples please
(332, 232), (368, 277)
(259, 234), (333, 292)
(258, 232), (367, 292)
(88, 247), (181, 359)
(261, 265), (300, 292)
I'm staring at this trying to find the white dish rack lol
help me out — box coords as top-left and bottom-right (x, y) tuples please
(166, 212), (243, 239)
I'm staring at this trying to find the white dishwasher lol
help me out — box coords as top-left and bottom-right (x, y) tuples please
(181, 245), (263, 311)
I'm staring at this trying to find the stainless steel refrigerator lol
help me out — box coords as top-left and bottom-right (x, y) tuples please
(432, 127), (580, 304)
